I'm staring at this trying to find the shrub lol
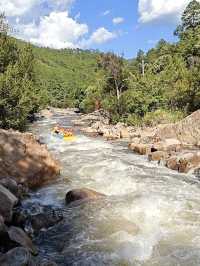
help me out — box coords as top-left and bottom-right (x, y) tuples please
(142, 109), (185, 127)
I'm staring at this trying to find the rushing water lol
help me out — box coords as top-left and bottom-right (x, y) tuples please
(27, 113), (200, 266)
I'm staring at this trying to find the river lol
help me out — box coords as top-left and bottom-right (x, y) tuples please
(26, 112), (200, 266)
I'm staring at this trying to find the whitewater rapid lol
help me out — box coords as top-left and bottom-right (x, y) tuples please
(28, 113), (200, 266)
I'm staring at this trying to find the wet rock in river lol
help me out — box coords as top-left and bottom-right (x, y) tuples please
(13, 203), (63, 235)
(65, 188), (105, 205)
(148, 151), (169, 162)
(166, 152), (200, 173)
(0, 247), (34, 266)
(0, 185), (18, 223)
(8, 226), (38, 255)
(30, 210), (63, 234)
(129, 143), (150, 155)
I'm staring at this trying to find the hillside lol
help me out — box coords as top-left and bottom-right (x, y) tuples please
(14, 37), (100, 108)
(33, 46), (99, 89)
(2, 0), (200, 130)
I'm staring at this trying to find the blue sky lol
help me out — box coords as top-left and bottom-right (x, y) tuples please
(0, 0), (193, 58)
(72, 0), (178, 58)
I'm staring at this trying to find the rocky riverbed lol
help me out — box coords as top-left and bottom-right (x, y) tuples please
(78, 109), (200, 176)
(0, 127), (61, 265)
(0, 108), (200, 265)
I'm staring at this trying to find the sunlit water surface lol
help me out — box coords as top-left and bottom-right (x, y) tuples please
(27, 113), (200, 266)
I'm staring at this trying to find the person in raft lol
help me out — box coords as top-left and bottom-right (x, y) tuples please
(53, 125), (74, 137)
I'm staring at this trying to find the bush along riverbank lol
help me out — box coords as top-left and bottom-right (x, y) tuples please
(75, 109), (200, 176)
(0, 128), (62, 265)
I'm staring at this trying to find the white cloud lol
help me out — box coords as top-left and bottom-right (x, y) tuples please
(138, 0), (194, 23)
(89, 27), (117, 44)
(0, 0), (38, 16)
(18, 11), (88, 49)
(0, 0), (74, 17)
(45, 0), (75, 12)
(102, 10), (110, 16)
(112, 17), (124, 25)
(79, 27), (117, 48)
(7, 1), (118, 49)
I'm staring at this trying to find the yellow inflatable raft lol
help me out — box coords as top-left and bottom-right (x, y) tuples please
(63, 135), (77, 141)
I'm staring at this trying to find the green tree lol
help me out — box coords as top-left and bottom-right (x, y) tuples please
(0, 14), (40, 130)
(98, 53), (128, 102)
(175, 0), (200, 37)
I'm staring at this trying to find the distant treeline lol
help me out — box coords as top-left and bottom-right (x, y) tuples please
(0, 0), (200, 130)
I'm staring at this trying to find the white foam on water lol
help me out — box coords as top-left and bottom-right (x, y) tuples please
(29, 116), (200, 265)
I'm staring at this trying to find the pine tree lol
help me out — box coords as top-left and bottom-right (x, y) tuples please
(175, 0), (200, 36)
(0, 14), (40, 130)
(182, 0), (200, 31)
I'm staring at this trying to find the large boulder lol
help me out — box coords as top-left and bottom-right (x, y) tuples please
(166, 152), (200, 173)
(155, 110), (200, 145)
(8, 226), (38, 255)
(152, 138), (182, 153)
(0, 247), (33, 266)
(65, 188), (105, 205)
(0, 129), (60, 188)
(129, 143), (150, 155)
(0, 185), (18, 222)
(0, 178), (21, 198)
(148, 151), (169, 162)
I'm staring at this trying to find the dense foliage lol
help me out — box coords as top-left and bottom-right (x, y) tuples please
(0, 14), (40, 130)
(32, 45), (99, 108)
(1, 0), (200, 129)
(81, 0), (200, 125)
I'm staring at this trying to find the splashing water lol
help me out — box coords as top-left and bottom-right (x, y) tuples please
(27, 113), (200, 266)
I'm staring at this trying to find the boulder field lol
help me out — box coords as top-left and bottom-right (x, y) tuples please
(129, 110), (200, 175)
(76, 109), (200, 175)
(0, 128), (61, 265)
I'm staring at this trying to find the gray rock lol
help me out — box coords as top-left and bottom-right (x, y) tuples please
(0, 184), (18, 222)
(0, 215), (6, 235)
(0, 178), (19, 197)
(8, 226), (38, 255)
(0, 247), (33, 266)
(31, 211), (63, 234)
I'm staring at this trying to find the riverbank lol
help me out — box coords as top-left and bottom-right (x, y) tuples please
(1, 108), (200, 265)
(26, 110), (200, 265)
(75, 109), (200, 176)
(0, 128), (61, 265)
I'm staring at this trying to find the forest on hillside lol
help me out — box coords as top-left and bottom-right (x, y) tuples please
(0, 0), (200, 130)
